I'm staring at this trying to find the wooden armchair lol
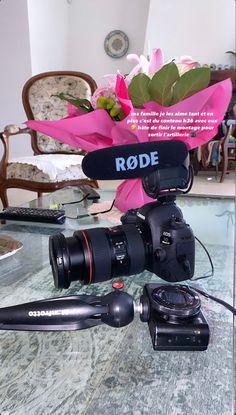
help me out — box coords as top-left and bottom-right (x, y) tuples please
(0, 71), (98, 208)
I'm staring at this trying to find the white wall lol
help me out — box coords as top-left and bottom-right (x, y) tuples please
(67, 0), (150, 84)
(0, 0), (32, 157)
(1, 0), (235, 159)
(145, 0), (235, 66)
(27, 0), (150, 83)
(0, 0), (150, 159)
(27, 0), (69, 74)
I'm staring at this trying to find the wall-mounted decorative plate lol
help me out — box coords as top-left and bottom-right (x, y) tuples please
(104, 30), (129, 58)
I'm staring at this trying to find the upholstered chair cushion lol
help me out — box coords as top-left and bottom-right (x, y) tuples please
(28, 75), (93, 153)
(7, 154), (86, 183)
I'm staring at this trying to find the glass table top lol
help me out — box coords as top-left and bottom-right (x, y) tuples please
(0, 187), (235, 415)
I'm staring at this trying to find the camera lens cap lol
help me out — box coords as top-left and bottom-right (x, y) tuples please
(152, 284), (201, 318)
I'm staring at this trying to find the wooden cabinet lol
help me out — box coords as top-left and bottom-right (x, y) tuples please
(209, 69), (235, 87)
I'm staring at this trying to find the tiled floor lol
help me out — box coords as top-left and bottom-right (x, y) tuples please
(0, 171), (235, 209)
(189, 171), (235, 198)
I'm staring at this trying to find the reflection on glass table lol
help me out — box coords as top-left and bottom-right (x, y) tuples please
(0, 186), (235, 415)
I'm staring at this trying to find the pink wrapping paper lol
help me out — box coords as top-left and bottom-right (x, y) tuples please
(115, 179), (154, 212)
(26, 78), (232, 211)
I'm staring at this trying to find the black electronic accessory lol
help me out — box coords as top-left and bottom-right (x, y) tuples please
(66, 199), (116, 220)
(140, 284), (209, 351)
(0, 284), (235, 350)
(120, 209), (139, 224)
(62, 187), (100, 210)
(0, 290), (134, 331)
(62, 193), (89, 206)
(78, 185), (100, 200)
(0, 206), (66, 224)
(82, 140), (189, 180)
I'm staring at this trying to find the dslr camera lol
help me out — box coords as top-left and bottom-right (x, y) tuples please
(49, 141), (195, 289)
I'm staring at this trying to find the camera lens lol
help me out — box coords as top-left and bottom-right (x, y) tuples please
(152, 285), (201, 321)
(49, 224), (148, 288)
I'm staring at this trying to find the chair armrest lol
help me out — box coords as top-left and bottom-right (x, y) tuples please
(0, 125), (34, 179)
(0, 130), (9, 180)
(3, 124), (32, 137)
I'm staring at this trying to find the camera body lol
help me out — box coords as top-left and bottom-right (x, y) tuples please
(49, 194), (195, 288)
(121, 195), (195, 283)
(140, 284), (210, 351)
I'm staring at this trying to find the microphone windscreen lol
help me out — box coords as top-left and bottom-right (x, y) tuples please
(82, 140), (189, 180)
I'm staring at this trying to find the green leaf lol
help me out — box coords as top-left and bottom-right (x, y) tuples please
(128, 73), (151, 107)
(51, 93), (93, 112)
(148, 62), (180, 106)
(172, 67), (210, 104)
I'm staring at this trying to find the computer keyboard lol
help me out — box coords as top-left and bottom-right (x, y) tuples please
(0, 207), (66, 224)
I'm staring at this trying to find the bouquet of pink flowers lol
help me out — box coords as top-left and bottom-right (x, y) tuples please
(27, 48), (232, 211)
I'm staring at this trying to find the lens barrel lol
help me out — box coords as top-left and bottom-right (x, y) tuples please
(49, 224), (148, 289)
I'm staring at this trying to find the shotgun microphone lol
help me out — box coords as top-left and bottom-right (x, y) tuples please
(81, 140), (189, 180)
